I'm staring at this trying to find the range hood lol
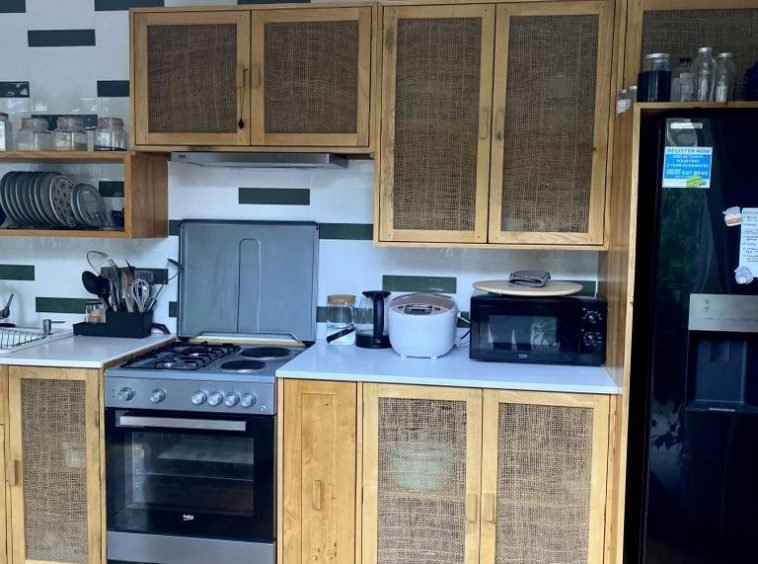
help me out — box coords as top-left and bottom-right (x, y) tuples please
(171, 152), (347, 169)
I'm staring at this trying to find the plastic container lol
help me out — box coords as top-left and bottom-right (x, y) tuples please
(693, 47), (716, 102)
(637, 53), (671, 102)
(714, 52), (737, 102)
(16, 117), (52, 151)
(94, 117), (127, 151)
(325, 294), (356, 345)
(53, 117), (87, 151)
(0, 113), (12, 151)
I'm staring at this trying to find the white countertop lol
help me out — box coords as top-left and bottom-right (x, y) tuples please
(277, 342), (622, 394)
(0, 333), (175, 369)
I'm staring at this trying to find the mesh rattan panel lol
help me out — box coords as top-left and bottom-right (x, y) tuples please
(641, 9), (758, 94)
(377, 398), (467, 564)
(22, 378), (88, 562)
(495, 403), (593, 564)
(147, 24), (238, 133)
(500, 16), (598, 233)
(392, 18), (482, 231)
(264, 21), (359, 134)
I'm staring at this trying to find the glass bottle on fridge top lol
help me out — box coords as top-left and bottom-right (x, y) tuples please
(672, 57), (694, 101)
(693, 46), (716, 101)
(714, 52), (737, 102)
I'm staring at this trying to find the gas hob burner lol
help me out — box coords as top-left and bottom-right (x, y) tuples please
(123, 341), (240, 371)
(221, 360), (266, 373)
(241, 346), (292, 361)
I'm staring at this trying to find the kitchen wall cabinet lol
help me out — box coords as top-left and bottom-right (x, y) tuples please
(131, 3), (376, 152)
(377, 0), (614, 248)
(280, 380), (358, 564)
(6, 366), (102, 564)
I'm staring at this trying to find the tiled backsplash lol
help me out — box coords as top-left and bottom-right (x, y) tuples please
(0, 0), (600, 337)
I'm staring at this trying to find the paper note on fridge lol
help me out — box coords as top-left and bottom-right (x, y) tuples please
(739, 208), (758, 275)
(662, 146), (713, 188)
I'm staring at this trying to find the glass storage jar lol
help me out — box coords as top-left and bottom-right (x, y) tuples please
(95, 117), (127, 151)
(637, 53), (671, 102)
(16, 117), (52, 151)
(53, 117), (87, 151)
(714, 53), (737, 102)
(0, 112), (11, 151)
(693, 46), (716, 102)
(326, 294), (356, 345)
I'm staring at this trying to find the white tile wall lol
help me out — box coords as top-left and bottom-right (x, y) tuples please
(0, 0), (600, 337)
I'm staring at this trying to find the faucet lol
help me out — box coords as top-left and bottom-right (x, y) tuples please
(42, 319), (65, 336)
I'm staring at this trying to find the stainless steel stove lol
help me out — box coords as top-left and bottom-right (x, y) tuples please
(104, 220), (319, 564)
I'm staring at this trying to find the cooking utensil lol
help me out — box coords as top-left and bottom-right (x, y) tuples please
(82, 271), (113, 311)
(355, 290), (391, 349)
(0, 293), (13, 320)
(130, 279), (151, 313)
(87, 251), (122, 309)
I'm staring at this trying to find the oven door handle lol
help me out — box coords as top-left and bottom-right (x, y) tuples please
(117, 415), (247, 432)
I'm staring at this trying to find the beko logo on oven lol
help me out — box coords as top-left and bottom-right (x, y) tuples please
(182, 514), (195, 522)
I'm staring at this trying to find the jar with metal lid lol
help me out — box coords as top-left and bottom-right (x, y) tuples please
(53, 117), (87, 151)
(16, 117), (52, 151)
(326, 294), (356, 345)
(94, 117), (127, 151)
(0, 112), (11, 151)
(638, 53), (671, 102)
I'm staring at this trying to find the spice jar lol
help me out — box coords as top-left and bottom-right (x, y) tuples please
(326, 294), (356, 345)
(53, 117), (87, 151)
(16, 117), (52, 151)
(94, 117), (127, 151)
(0, 112), (11, 151)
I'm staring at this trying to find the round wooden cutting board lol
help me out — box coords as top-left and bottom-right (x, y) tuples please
(473, 279), (584, 297)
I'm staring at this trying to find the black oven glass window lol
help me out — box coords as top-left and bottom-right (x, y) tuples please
(488, 315), (560, 351)
(106, 409), (274, 543)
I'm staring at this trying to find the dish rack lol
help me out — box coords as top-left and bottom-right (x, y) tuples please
(0, 327), (72, 354)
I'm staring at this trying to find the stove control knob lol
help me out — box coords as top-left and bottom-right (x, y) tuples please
(150, 388), (166, 403)
(191, 391), (207, 406)
(117, 387), (134, 402)
(224, 392), (240, 407)
(584, 310), (602, 324)
(583, 332), (602, 347)
(240, 393), (257, 408)
(208, 392), (224, 407)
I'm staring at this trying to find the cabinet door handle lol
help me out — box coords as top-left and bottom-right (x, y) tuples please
(479, 107), (491, 140)
(466, 493), (479, 523)
(484, 493), (497, 524)
(250, 65), (262, 89)
(236, 66), (248, 130)
(494, 109), (505, 141)
(7, 459), (20, 487)
(312, 480), (322, 511)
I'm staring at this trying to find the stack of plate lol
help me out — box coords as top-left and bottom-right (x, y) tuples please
(0, 171), (113, 230)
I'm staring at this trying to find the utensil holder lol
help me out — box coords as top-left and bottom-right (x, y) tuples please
(73, 311), (153, 338)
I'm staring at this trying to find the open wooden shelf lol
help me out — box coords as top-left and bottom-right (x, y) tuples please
(0, 151), (169, 239)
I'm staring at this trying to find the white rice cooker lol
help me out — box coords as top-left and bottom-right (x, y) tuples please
(388, 293), (458, 359)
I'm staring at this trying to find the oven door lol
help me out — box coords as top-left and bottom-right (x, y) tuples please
(105, 408), (274, 544)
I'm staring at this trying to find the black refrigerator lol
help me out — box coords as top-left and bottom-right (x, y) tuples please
(626, 110), (758, 564)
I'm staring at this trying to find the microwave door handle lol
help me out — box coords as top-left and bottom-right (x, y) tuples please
(117, 415), (247, 432)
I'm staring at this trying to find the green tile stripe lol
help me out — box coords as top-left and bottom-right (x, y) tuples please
(0, 1), (25, 14)
(99, 181), (124, 197)
(0, 81), (29, 98)
(95, 1), (164, 12)
(319, 223), (373, 240)
(0, 265), (34, 281)
(28, 30), (96, 48)
(239, 188), (310, 206)
(100, 267), (167, 285)
(169, 301), (178, 318)
(383, 275), (457, 294)
(169, 220), (181, 236)
(97, 80), (129, 97)
(36, 297), (92, 314)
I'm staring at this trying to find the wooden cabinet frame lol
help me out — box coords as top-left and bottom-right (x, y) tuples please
(378, 4), (495, 244)
(7, 367), (102, 564)
(480, 390), (610, 564)
(488, 1), (613, 245)
(132, 10), (252, 147)
(251, 7), (373, 147)
(362, 384), (483, 564)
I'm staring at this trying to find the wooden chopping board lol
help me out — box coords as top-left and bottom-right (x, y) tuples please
(473, 279), (584, 297)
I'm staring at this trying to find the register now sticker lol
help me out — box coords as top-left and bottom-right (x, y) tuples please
(662, 146), (713, 188)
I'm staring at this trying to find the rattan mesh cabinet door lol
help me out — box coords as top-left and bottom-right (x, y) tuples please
(251, 6), (373, 148)
(281, 380), (357, 564)
(379, 5), (495, 244)
(7, 367), (102, 564)
(132, 11), (251, 147)
(480, 391), (610, 564)
(362, 384), (483, 564)
(626, 0), (758, 86)
(489, 2), (613, 246)
(0, 425), (6, 564)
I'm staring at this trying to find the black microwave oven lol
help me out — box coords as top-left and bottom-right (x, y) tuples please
(469, 293), (606, 365)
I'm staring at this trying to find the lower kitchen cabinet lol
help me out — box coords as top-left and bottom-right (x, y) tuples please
(1, 424), (7, 562)
(280, 379), (358, 564)
(6, 366), (102, 564)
